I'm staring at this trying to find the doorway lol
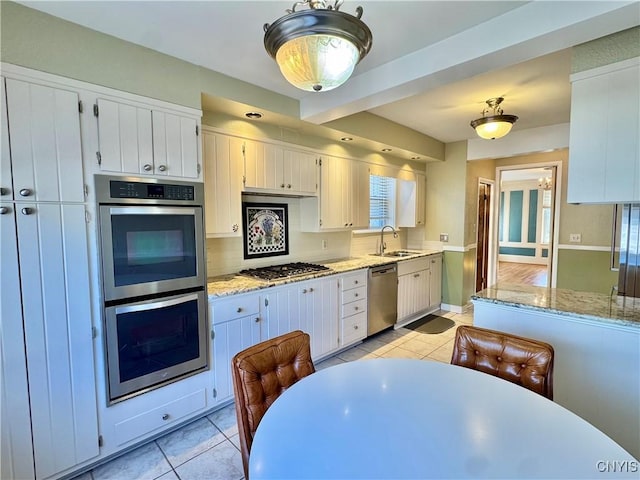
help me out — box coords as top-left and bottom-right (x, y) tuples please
(493, 164), (560, 288)
(475, 179), (493, 292)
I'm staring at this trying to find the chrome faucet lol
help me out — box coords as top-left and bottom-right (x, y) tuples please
(379, 225), (398, 256)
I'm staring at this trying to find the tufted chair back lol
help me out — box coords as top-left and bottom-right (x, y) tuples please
(451, 325), (554, 400)
(231, 330), (315, 478)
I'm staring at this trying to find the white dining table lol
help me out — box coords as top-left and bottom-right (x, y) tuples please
(249, 358), (638, 479)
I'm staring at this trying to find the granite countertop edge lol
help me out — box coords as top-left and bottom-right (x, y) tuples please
(207, 250), (442, 298)
(472, 285), (640, 329)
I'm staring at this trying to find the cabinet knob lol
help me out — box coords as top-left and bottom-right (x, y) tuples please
(21, 207), (34, 215)
(344, 223), (349, 227)
(236, 307), (243, 313)
(354, 306), (359, 311)
(354, 293), (358, 297)
(143, 164), (153, 171)
(354, 280), (358, 285)
(0, 206), (10, 215)
(158, 164), (167, 172)
(162, 413), (170, 421)
(354, 325), (359, 330)
(308, 287), (314, 293)
(19, 188), (32, 197)
(280, 183), (285, 188)
(0, 187), (8, 196)
(255, 317), (260, 323)
(302, 288), (307, 294)
(414, 273), (420, 278)
(287, 184), (292, 189)
(232, 224), (239, 232)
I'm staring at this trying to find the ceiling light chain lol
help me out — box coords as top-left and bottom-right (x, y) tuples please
(470, 97), (518, 140)
(264, 0), (372, 92)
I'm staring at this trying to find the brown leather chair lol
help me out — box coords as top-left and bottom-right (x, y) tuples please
(451, 325), (554, 400)
(231, 330), (315, 479)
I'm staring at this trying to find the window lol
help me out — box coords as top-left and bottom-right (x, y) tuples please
(541, 189), (552, 244)
(369, 175), (396, 229)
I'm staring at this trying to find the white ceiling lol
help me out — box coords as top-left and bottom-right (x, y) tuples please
(18, 1), (640, 146)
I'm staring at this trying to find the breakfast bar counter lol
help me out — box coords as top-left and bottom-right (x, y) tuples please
(472, 283), (640, 328)
(472, 284), (640, 460)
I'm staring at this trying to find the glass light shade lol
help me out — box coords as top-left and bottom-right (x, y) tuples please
(474, 119), (514, 140)
(275, 34), (360, 92)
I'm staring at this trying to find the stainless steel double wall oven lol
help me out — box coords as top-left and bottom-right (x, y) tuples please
(95, 175), (208, 402)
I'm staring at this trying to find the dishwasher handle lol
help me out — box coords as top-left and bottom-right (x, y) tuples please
(370, 264), (397, 276)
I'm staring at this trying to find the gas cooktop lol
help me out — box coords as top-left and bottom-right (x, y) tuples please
(238, 262), (331, 281)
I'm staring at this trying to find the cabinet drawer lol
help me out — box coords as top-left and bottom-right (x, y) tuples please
(397, 257), (429, 276)
(342, 311), (367, 345)
(341, 298), (367, 318)
(342, 286), (366, 304)
(115, 388), (207, 446)
(341, 270), (367, 291)
(212, 294), (260, 324)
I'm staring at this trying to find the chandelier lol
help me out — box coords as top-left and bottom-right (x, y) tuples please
(470, 97), (518, 140)
(538, 177), (552, 190)
(263, 0), (373, 92)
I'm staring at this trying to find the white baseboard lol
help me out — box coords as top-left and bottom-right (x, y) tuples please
(440, 303), (464, 314)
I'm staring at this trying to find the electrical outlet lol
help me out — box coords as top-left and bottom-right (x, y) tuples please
(440, 233), (449, 242)
(569, 233), (582, 243)
(322, 239), (328, 250)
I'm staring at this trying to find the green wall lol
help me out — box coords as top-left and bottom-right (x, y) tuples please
(556, 250), (618, 295)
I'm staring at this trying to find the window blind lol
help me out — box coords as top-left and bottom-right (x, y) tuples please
(370, 175), (395, 228)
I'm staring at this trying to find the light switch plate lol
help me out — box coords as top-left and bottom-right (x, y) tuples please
(569, 233), (582, 243)
(440, 233), (449, 242)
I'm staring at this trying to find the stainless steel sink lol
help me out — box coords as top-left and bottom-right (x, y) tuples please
(370, 250), (420, 257)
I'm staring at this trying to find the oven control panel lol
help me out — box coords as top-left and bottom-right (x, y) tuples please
(109, 180), (195, 200)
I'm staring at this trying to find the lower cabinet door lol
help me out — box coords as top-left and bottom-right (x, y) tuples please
(211, 314), (263, 405)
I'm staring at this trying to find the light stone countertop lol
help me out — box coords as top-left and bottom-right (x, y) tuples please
(206, 249), (442, 298)
(472, 283), (640, 329)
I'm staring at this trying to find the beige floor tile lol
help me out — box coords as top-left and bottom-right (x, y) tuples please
(174, 440), (243, 480)
(92, 442), (172, 480)
(359, 337), (395, 355)
(427, 339), (455, 363)
(336, 346), (377, 362)
(315, 355), (346, 370)
(156, 417), (226, 468)
(379, 346), (423, 359)
(397, 337), (439, 356)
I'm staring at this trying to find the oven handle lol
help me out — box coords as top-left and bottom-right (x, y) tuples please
(107, 206), (199, 216)
(115, 292), (200, 315)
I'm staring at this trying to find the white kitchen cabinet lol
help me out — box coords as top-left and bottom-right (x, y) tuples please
(300, 156), (368, 231)
(3, 78), (85, 202)
(397, 257), (430, 324)
(1, 77), (99, 480)
(266, 276), (339, 360)
(203, 129), (244, 237)
(339, 269), (368, 347)
(397, 172), (426, 227)
(567, 57), (640, 203)
(1, 203), (99, 479)
(243, 139), (318, 196)
(210, 292), (265, 405)
(96, 98), (200, 178)
(428, 253), (442, 309)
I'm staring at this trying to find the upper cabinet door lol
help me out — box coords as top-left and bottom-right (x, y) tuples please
(283, 149), (317, 195)
(568, 58), (640, 203)
(1, 77), (12, 200)
(152, 111), (199, 178)
(5, 79), (84, 203)
(96, 98), (153, 175)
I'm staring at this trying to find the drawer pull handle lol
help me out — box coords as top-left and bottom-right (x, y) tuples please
(162, 414), (170, 421)
(354, 325), (359, 330)
(143, 164), (152, 172)
(302, 289), (307, 294)
(354, 306), (359, 311)
(237, 307), (243, 313)
(354, 293), (358, 297)
(309, 287), (314, 293)
(354, 280), (358, 284)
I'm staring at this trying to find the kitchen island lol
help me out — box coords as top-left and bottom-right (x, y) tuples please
(472, 284), (640, 460)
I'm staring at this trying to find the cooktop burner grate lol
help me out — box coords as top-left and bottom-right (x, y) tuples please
(238, 262), (331, 280)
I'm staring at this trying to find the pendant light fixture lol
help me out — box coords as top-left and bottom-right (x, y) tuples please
(470, 97), (518, 140)
(263, 0), (373, 93)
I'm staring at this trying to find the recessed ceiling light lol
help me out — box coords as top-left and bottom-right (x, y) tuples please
(245, 112), (263, 119)
(341, 137), (353, 142)
(411, 156), (421, 160)
(381, 148), (392, 152)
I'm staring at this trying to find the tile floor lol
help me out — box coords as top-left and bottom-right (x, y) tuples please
(72, 308), (473, 480)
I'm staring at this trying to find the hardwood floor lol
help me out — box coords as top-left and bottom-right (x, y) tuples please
(497, 261), (548, 287)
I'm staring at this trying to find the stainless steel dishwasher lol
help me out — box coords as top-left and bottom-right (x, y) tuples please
(368, 263), (398, 336)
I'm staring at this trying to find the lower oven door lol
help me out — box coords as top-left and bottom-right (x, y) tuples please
(105, 290), (208, 403)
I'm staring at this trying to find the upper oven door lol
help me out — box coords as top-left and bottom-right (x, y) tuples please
(99, 205), (205, 301)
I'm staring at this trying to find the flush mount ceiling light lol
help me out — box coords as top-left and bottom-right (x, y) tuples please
(341, 136), (353, 141)
(245, 112), (263, 119)
(263, 0), (373, 92)
(470, 97), (518, 140)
